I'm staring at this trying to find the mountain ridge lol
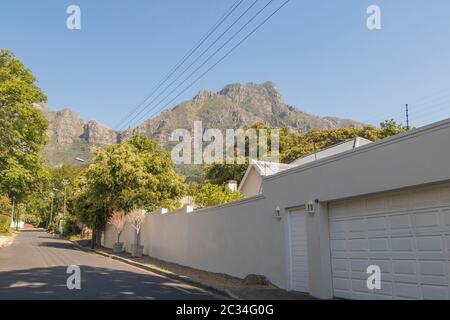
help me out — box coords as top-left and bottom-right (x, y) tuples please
(38, 81), (365, 166)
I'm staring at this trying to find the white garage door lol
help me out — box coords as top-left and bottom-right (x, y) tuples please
(329, 183), (450, 300)
(288, 208), (310, 293)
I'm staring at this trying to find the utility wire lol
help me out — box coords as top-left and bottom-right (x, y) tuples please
(120, 0), (262, 131)
(114, 0), (245, 131)
(131, 0), (291, 127)
(373, 89), (450, 125)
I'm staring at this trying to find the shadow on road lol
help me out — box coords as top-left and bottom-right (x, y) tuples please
(0, 265), (217, 300)
(37, 242), (78, 250)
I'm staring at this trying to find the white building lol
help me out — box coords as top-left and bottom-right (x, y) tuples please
(103, 119), (450, 300)
(239, 137), (373, 198)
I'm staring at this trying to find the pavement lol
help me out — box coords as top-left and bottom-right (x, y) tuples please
(92, 247), (316, 301)
(0, 234), (14, 248)
(0, 229), (220, 300)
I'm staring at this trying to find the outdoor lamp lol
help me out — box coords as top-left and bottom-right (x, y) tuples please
(274, 206), (282, 220)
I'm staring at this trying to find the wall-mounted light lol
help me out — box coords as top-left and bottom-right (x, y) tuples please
(275, 206), (282, 220)
(306, 200), (315, 215)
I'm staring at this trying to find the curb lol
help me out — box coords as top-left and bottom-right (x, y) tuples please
(69, 240), (238, 300)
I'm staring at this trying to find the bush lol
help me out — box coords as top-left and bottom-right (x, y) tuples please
(193, 183), (243, 208)
(48, 216), (62, 234)
(63, 215), (81, 236)
(23, 214), (38, 226)
(0, 215), (10, 233)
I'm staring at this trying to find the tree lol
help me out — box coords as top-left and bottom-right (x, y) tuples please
(0, 194), (12, 232)
(193, 183), (243, 208)
(379, 119), (409, 139)
(72, 135), (186, 232)
(0, 49), (48, 201)
(127, 208), (147, 257)
(204, 121), (409, 185)
(108, 211), (127, 244)
(127, 208), (146, 242)
(0, 194), (11, 217)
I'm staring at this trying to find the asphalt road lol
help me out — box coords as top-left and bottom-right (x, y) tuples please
(0, 229), (219, 300)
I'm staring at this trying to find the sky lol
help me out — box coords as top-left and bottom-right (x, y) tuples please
(1, 0), (450, 129)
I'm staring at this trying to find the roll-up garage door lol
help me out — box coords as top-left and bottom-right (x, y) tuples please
(329, 183), (450, 300)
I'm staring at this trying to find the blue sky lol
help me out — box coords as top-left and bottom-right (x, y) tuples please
(1, 0), (450, 129)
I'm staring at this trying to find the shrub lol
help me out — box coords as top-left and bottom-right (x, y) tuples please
(0, 215), (10, 233)
(23, 214), (38, 226)
(48, 216), (62, 234)
(193, 183), (243, 208)
(63, 215), (81, 236)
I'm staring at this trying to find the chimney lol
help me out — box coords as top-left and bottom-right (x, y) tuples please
(227, 180), (238, 192)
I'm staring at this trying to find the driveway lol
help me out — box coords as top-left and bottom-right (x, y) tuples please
(0, 229), (219, 300)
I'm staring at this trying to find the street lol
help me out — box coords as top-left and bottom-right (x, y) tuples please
(0, 230), (219, 300)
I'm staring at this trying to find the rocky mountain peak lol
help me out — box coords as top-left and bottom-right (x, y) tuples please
(82, 120), (118, 146)
(192, 90), (215, 104)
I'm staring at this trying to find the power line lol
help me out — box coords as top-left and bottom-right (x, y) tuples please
(131, 0), (291, 127)
(412, 98), (450, 117)
(373, 90), (450, 125)
(119, 0), (263, 131)
(411, 103), (450, 121)
(114, 0), (245, 131)
(129, 0), (281, 129)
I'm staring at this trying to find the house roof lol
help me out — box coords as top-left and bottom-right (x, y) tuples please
(238, 159), (295, 192)
(290, 137), (373, 166)
(238, 137), (373, 194)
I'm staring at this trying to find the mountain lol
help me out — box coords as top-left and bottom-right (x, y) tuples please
(35, 103), (118, 166)
(38, 82), (364, 167)
(121, 82), (362, 142)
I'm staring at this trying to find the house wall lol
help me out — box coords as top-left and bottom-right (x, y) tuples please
(103, 195), (290, 289)
(262, 119), (450, 298)
(239, 167), (263, 198)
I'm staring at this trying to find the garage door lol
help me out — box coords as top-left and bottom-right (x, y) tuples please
(288, 208), (310, 293)
(329, 183), (450, 300)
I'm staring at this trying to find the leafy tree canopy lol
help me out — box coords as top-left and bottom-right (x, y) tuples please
(0, 194), (11, 217)
(0, 49), (48, 201)
(205, 120), (409, 185)
(72, 135), (187, 230)
(193, 182), (243, 208)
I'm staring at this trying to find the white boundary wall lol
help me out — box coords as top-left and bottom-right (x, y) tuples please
(102, 195), (290, 288)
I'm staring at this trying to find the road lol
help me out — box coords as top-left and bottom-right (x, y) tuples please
(0, 229), (219, 300)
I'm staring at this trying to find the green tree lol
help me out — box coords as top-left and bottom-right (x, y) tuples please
(204, 121), (408, 185)
(379, 119), (409, 139)
(193, 183), (243, 208)
(0, 194), (12, 232)
(0, 49), (48, 201)
(72, 135), (187, 231)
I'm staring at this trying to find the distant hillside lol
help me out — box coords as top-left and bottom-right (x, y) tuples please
(121, 82), (363, 142)
(35, 103), (118, 166)
(38, 81), (364, 170)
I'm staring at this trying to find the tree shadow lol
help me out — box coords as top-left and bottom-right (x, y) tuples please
(37, 242), (79, 251)
(0, 265), (218, 300)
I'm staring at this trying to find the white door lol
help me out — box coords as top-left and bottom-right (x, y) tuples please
(329, 183), (450, 300)
(288, 208), (310, 293)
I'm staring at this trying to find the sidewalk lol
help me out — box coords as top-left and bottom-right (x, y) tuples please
(0, 233), (15, 248)
(78, 243), (316, 300)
